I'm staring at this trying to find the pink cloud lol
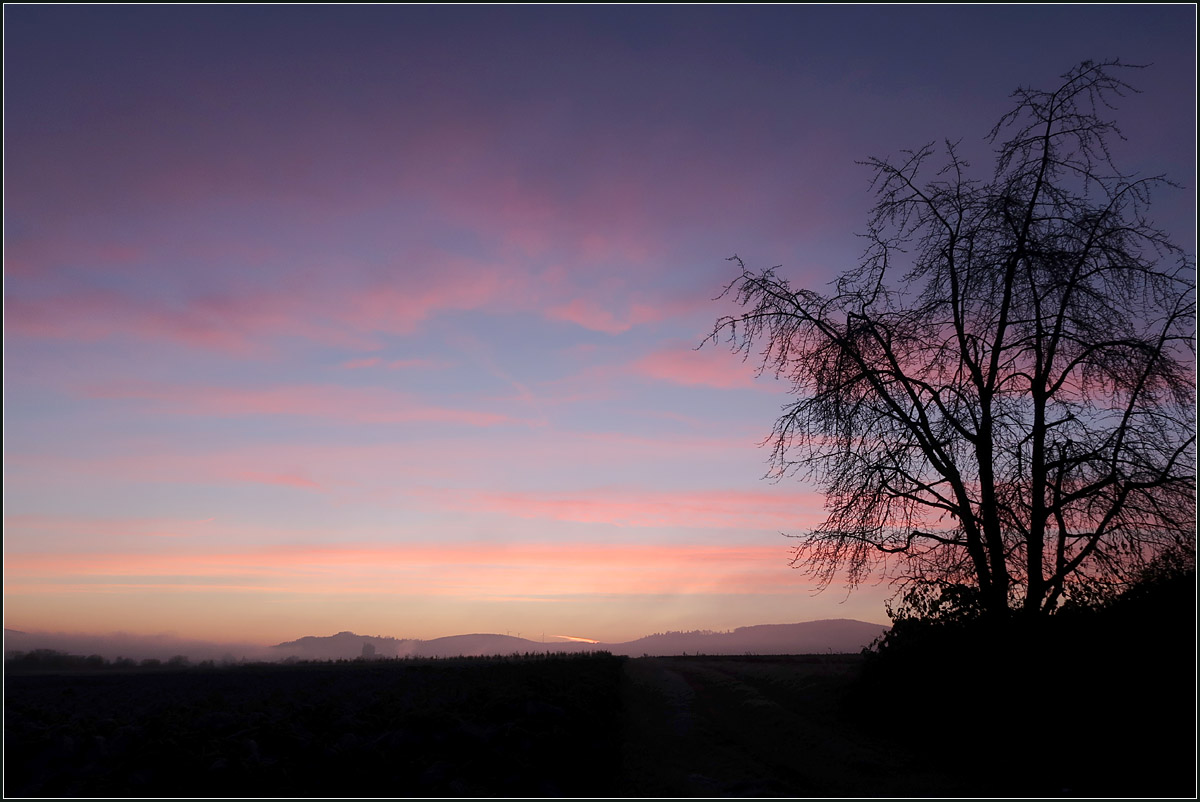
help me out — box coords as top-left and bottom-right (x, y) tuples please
(228, 471), (322, 491)
(341, 357), (383, 369)
(6, 289), (373, 356)
(4, 429), (768, 520)
(3, 514), (220, 542)
(343, 259), (520, 336)
(341, 356), (447, 370)
(545, 297), (663, 334)
(10, 131), (740, 357)
(631, 343), (760, 389)
(3, 439), (470, 501)
(4, 541), (803, 599)
(410, 146), (668, 269)
(456, 487), (825, 531)
(81, 381), (517, 427)
(8, 253), (521, 354)
(3, 237), (150, 279)
(387, 358), (446, 370)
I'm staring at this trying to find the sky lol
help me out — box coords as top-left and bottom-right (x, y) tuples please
(4, 5), (1196, 647)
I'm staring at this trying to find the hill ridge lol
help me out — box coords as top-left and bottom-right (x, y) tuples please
(271, 619), (890, 659)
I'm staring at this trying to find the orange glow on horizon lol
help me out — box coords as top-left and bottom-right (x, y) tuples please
(3, 534), (894, 644)
(3, 541), (814, 599)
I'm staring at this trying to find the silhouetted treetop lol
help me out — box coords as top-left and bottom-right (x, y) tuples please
(708, 59), (1195, 620)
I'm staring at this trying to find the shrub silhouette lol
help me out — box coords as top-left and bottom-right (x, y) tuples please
(851, 547), (1196, 796)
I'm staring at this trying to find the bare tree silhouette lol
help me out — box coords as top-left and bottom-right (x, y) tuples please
(708, 60), (1195, 620)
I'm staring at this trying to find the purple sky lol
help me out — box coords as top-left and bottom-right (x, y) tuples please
(4, 6), (1195, 645)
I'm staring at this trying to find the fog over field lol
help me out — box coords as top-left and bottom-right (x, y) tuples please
(5, 619), (889, 663)
(4, 628), (274, 663)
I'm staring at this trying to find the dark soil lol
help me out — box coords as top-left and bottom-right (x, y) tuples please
(5, 651), (1194, 797)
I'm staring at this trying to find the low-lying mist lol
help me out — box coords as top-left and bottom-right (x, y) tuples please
(3, 628), (273, 663)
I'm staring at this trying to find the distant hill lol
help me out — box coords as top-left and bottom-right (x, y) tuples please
(273, 631), (596, 660)
(272, 631), (421, 660)
(416, 633), (597, 658)
(5, 621), (889, 664)
(270, 619), (889, 661)
(608, 620), (889, 656)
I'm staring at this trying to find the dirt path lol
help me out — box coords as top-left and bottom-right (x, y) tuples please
(618, 656), (971, 797)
